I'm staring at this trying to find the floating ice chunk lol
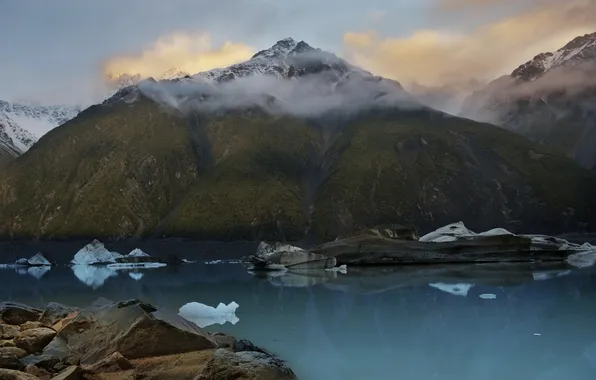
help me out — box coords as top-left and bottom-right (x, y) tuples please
(325, 265), (347, 274)
(205, 260), (223, 264)
(567, 251), (596, 268)
(256, 241), (304, 257)
(182, 259), (196, 264)
(532, 270), (572, 281)
(72, 265), (117, 289)
(129, 272), (144, 281)
(27, 253), (51, 266)
(15, 258), (29, 266)
(533, 333), (542, 336)
(179, 301), (240, 328)
(479, 293), (497, 300)
(428, 282), (475, 296)
(107, 262), (167, 269)
(0, 264), (14, 269)
(127, 248), (150, 258)
(71, 240), (123, 265)
(419, 222), (476, 243)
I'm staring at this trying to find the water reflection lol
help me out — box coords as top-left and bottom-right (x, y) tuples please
(0, 260), (595, 379)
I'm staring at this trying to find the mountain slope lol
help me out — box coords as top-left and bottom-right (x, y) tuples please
(0, 38), (595, 240)
(0, 100), (80, 138)
(461, 32), (596, 169)
(0, 112), (37, 167)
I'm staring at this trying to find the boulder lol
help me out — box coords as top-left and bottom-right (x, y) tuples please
(82, 352), (132, 373)
(0, 349), (24, 370)
(50, 366), (82, 380)
(196, 348), (297, 380)
(24, 364), (51, 380)
(0, 303), (42, 326)
(0, 342), (15, 348)
(61, 299), (216, 365)
(0, 326), (19, 340)
(0, 348), (26, 360)
(39, 304), (77, 327)
(14, 328), (56, 354)
(0, 368), (39, 379)
(19, 322), (43, 332)
(42, 338), (69, 362)
(51, 313), (81, 335)
(20, 355), (61, 371)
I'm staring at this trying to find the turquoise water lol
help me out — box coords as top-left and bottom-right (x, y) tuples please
(1, 261), (595, 380)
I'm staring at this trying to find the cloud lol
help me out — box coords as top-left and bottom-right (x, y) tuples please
(103, 32), (255, 82)
(342, 0), (596, 88)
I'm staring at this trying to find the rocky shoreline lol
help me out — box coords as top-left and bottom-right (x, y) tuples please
(0, 300), (296, 380)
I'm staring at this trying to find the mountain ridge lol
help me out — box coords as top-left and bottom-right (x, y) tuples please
(1, 38), (595, 240)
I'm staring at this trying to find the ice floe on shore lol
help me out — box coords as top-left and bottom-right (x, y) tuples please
(179, 301), (240, 328)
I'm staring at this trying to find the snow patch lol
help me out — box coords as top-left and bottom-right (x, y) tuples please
(179, 301), (240, 328)
(428, 282), (475, 296)
(71, 240), (123, 265)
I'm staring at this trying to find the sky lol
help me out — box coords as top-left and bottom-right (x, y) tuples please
(1, 0), (595, 105)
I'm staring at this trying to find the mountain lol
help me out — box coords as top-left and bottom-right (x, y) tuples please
(0, 112), (36, 167)
(461, 32), (596, 169)
(0, 38), (595, 241)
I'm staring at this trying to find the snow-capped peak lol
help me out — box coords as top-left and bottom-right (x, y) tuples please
(511, 32), (596, 81)
(0, 100), (80, 138)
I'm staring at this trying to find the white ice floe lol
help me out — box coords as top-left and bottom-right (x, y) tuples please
(179, 301), (240, 328)
(129, 272), (144, 281)
(106, 262), (167, 269)
(72, 265), (117, 289)
(325, 265), (348, 274)
(256, 241), (304, 257)
(419, 222), (513, 243)
(532, 270), (572, 281)
(567, 251), (596, 268)
(27, 252), (51, 266)
(428, 282), (475, 297)
(182, 259), (196, 264)
(479, 293), (497, 300)
(204, 259), (243, 264)
(71, 240), (123, 265)
(534, 333), (542, 336)
(127, 248), (150, 257)
(0, 264), (13, 269)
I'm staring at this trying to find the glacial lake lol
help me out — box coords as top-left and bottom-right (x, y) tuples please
(2, 252), (596, 380)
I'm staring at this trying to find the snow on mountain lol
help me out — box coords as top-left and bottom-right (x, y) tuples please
(511, 32), (596, 82)
(0, 100), (80, 139)
(0, 111), (37, 156)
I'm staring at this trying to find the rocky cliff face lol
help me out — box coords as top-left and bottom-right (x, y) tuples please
(461, 32), (596, 170)
(0, 39), (595, 241)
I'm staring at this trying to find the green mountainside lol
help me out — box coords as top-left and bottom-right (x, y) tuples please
(0, 93), (594, 241)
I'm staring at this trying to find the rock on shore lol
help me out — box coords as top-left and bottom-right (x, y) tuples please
(0, 299), (296, 380)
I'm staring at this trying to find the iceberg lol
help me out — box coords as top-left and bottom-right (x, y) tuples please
(419, 222), (513, 243)
(71, 240), (123, 265)
(72, 265), (118, 289)
(127, 248), (150, 258)
(325, 264), (348, 274)
(567, 251), (596, 268)
(178, 301), (240, 328)
(428, 282), (475, 296)
(106, 262), (167, 269)
(27, 252), (51, 266)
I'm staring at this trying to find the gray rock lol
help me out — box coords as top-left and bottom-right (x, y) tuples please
(20, 354), (60, 371)
(50, 365), (82, 380)
(38, 303), (77, 327)
(0, 303), (42, 326)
